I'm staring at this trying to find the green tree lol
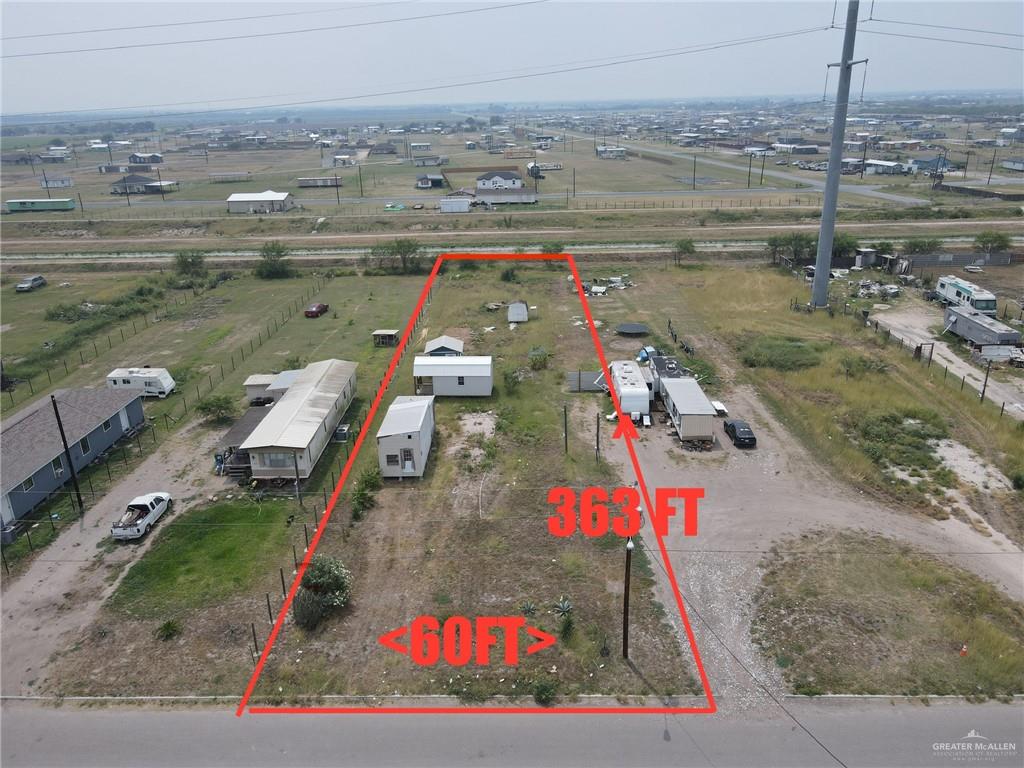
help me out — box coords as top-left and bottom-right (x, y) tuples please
(870, 241), (894, 254)
(254, 241), (294, 279)
(974, 230), (1011, 256)
(673, 238), (696, 265)
(196, 394), (236, 423)
(301, 554), (352, 609)
(830, 231), (859, 260)
(391, 238), (423, 273)
(174, 249), (207, 278)
(902, 237), (941, 255)
(540, 242), (565, 254)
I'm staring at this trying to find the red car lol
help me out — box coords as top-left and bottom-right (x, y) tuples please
(304, 303), (329, 318)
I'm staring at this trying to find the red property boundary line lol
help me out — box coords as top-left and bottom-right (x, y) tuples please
(238, 253), (717, 716)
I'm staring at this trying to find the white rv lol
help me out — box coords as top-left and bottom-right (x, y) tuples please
(106, 367), (176, 398)
(934, 276), (998, 316)
(608, 360), (650, 418)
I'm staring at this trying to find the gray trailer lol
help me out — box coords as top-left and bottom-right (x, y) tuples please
(943, 306), (1021, 347)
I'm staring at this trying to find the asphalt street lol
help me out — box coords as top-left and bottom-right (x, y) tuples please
(2, 699), (1021, 767)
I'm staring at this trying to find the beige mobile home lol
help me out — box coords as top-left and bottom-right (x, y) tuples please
(240, 359), (357, 479)
(413, 356), (492, 397)
(661, 378), (716, 442)
(376, 396), (435, 478)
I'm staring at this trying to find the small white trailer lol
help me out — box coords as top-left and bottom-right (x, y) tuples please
(661, 378), (717, 444)
(608, 360), (650, 418)
(106, 367), (176, 398)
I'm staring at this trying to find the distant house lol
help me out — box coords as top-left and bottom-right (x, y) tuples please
(424, 335), (464, 356)
(507, 301), (528, 323)
(98, 164), (152, 174)
(440, 196), (472, 213)
(409, 142), (432, 152)
(372, 329), (400, 347)
(476, 171), (523, 190)
(226, 190), (295, 213)
(2, 388), (145, 529)
(376, 396), (435, 479)
(412, 155), (448, 167)
(331, 155), (356, 167)
(110, 175), (178, 195)
(239, 359), (358, 479)
(297, 177), (342, 188)
(40, 177), (73, 189)
(415, 174), (445, 189)
(128, 152), (163, 164)
(595, 145), (627, 159)
(369, 142), (398, 155)
(1000, 157), (1024, 173)
(37, 153), (67, 164)
(413, 356), (493, 397)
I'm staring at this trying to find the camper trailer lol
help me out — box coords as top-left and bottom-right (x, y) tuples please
(608, 360), (650, 419)
(944, 306), (1021, 347)
(106, 367), (176, 398)
(661, 378), (717, 444)
(934, 276), (998, 316)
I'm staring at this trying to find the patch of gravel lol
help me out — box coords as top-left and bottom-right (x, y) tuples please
(934, 439), (1012, 491)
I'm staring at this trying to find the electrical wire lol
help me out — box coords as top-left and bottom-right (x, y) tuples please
(2, 1), (549, 59)
(0, 1), (413, 41)
(5, 26), (830, 125)
(852, 27), (1024, 52)
(866, 16), (1024, 39)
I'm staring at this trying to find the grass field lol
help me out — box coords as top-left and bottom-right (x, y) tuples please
(752, 529), (1024, 697)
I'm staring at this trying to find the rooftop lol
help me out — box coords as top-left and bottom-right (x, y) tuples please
(662, 377), (717, 415)
(226, 190), (292, 202)
(376, 396), (434, 438)
(424, 335), (464, 354)
(413, 355), (492, 378)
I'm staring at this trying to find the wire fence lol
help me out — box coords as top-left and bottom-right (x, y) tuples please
(569, 195), (822, 210)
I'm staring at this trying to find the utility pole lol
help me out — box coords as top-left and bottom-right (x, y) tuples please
(51, 395), (85, 517)
(987, 148), (997, 185)
(860, 140), (868, 179)
(746, 153), (753, 188)
(572, 168), (576, 197)
(811, 0), (863, 308)
(155, 167), (166, 202)
(622, 537), (634, 659)
(357, 164), (364, 197)
(692, 155), (697, 190)
(41, 169), (52, 199)
(293, 453), (304, 507)
(759, 152), (767, 185)
(334, 174), (341, 205)
(121, 175), (132, 207)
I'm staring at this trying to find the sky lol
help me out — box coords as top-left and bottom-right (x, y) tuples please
(1, 0), (1021, 117)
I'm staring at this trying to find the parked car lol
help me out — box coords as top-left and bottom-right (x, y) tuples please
(111, 492), (172, 540)
(304, 303), (329, 318)
(15, 275), (46, 292)
(412, 203), (425, 210)
(724, 419), (757, 448)
(249, 395), (275, 407)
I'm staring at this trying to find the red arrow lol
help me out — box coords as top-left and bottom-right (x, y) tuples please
(378, 625), (408, 655)
(524, 624), (557, 656)
(612, 418), (638, 441)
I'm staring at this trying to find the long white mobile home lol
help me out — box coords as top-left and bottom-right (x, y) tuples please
(413, 356), (493, 397)
(106, 367), (176, 398)
(376, 396), (435, 478)
(240, 359), (357, 479)
(661, 378), (716, 442)
(608, 360), (650, 417)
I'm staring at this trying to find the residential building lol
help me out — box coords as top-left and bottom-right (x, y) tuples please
(412, 155), (449, 167)
(440, 196), (472, 213)
(110, 175), (178, 195)
(239, 359), (358, 479)
(596, 145), (627, 159)
(413, 356), (493, 397)
(40, 177), (73, 189)
(661, 378), (716, 442)
(297, 177), (342, 187)
(415, 174), (445, 189)
(128, 152), (163, 164)
(1, 388), (145, 528)
(376, 396), (435, 479)
(226, 190), (295, 213)
(1000, 157), (1024, 172)
(424, 335), (464, 356)
(476, 171), (523, 190)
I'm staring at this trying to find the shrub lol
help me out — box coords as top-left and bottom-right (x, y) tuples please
(527, 347), (549, 371)
(532, 679), (557, 706)
(255, 241), (295, 279)
(301, 554), (352, 608)
(838, 353), (889, 378)
(1011, 472), (1024, 492)
(292, 586), (326, 630)
(356, 466), (382, 494)
(559, 614), (575, 641)
(842, 407), (948, 471)
(502, 368), (521, 394)
(500, 267), (518, 283)
(174, 250), (207, 278)
(351, 485), (376, 517)
(155, 619), (182, 641)
(196, 394), (237, 423)
(740, 336), (824, 372)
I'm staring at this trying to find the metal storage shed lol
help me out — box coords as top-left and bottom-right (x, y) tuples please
(376, 396), (435, 478)
(507, 301), (529, 323)
(661, 378), (716, 443)
(424, 335), (464, 356)
(413, 356), (493, 397)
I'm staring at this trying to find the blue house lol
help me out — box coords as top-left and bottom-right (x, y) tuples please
(1, 388), (145, 529)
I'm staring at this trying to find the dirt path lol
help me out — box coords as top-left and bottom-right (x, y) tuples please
(0, 421), (232, 695)
(601, 383), (1023, 714)
(873, 302), (1024, 421)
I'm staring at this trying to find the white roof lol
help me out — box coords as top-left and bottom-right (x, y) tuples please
(240, 359), (357, 451)
(267, 369), (302, 392)
(424, 335), (464, 354)
(377, 396), (434, 438)
(413, 355), (492, 378)
(227, 190), (292, 202)
(244, 374), (276, 387)
(662, 378), (717, 415)
(609, 360), (648, 394)
(107, 367), (171, 379)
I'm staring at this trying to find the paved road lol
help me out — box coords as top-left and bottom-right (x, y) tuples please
(1, 699), (1021, 767)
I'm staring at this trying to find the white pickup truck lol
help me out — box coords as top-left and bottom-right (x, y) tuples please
(111, 492), (172, 540)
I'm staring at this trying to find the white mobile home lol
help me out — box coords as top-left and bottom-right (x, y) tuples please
(413, 356), (493, 397)
(240, 359), (358, 479)
(226, 190), (295, 214)
(661, 378), (716, 442)
(376, 396), (435, 478)
(608, 360), (650, 417)
(106, 367), (176, 398)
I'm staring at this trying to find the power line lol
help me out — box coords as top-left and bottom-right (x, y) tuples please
(6, 26), (829, 125)
(852, 27), (1024, 51)
(2, 1), (549, 59)
(865, 17), (1024, 39)
(0, 1), (412, 42)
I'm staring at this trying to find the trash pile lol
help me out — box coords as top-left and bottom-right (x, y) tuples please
(580, 274), (636, 296)
(851, 280), (901, 299)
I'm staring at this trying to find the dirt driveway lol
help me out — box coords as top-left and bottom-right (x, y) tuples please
(0, 420), (232, 696)
(872, 302), (1024, 421)
(602, 384), (1024, 714)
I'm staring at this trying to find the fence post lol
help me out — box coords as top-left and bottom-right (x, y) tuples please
(280, 567), (287, 598)
(251, 623), (260, 654)
(266, 593), (274, 622)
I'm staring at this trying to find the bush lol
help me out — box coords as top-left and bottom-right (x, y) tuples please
(351, 485), (375, 518)
(292, 586), (326, 630)
(301, 554), (352, 608)
(559, 614), (575, 641)
(500, 267), (518, 283)
(255, 241), (295, 279)
(527, 346), (549, 371)
(155, 619), (182, 641)
(174, 250), (207, 278)
(502, 368), (521, 394)
(196, 394), (237, 423)
(532, 679), (558, 706)
(842, 407), (948, 470)
(740, 336), (825, 371)
(1011, 472), (1024, 492)
(356, 466), (382, 494)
